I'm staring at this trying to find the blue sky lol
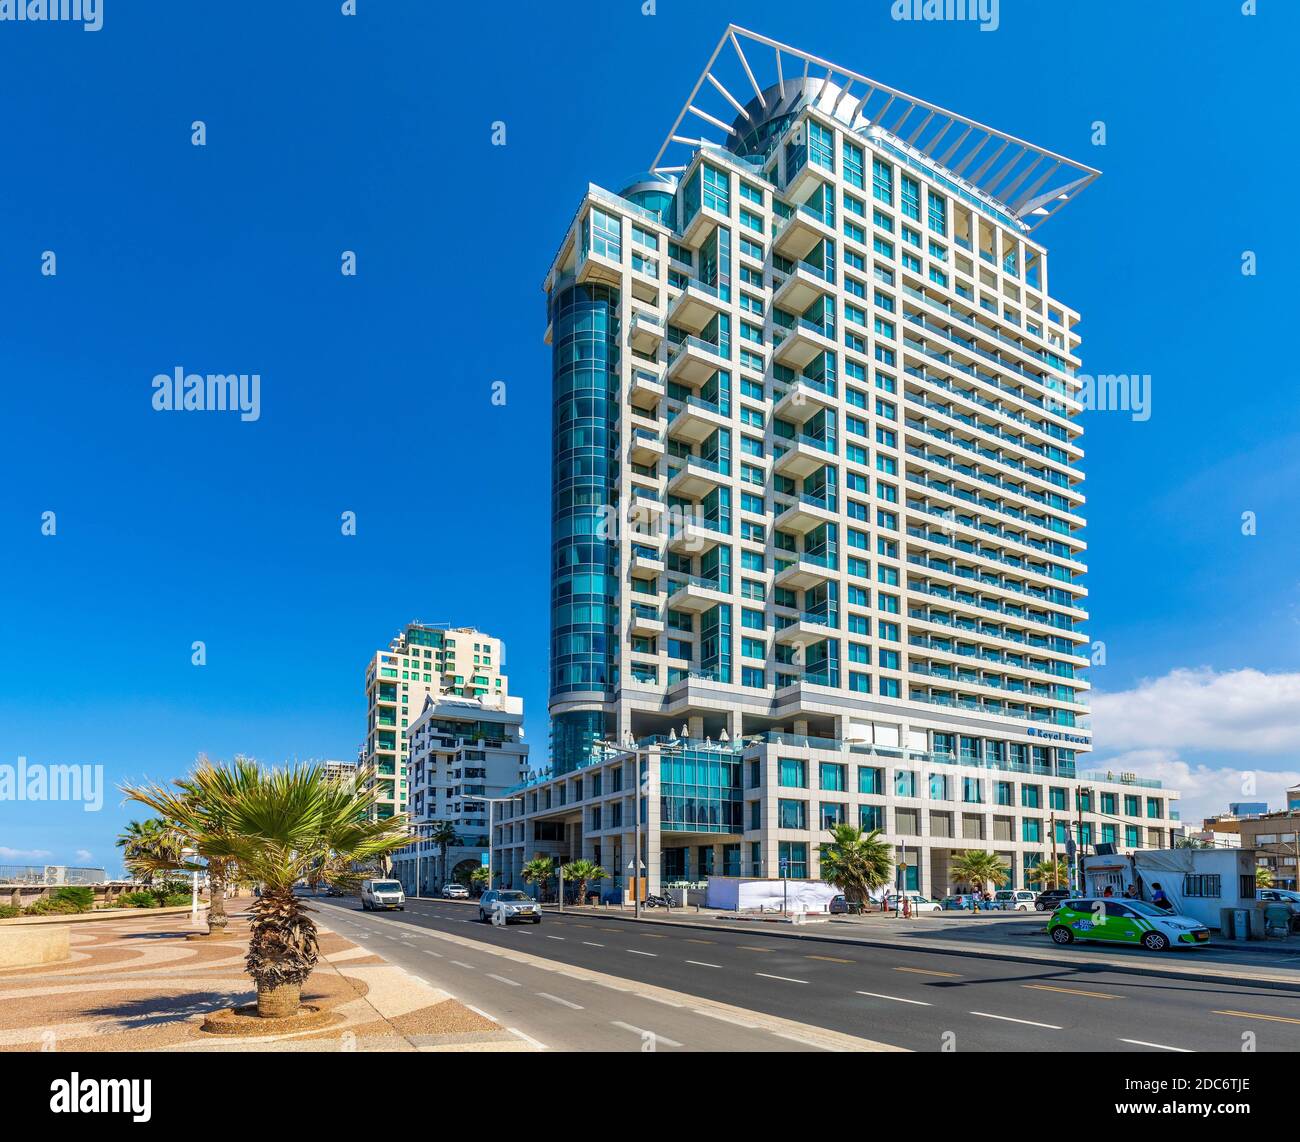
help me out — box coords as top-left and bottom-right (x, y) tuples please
(1, 0), (1297, 871)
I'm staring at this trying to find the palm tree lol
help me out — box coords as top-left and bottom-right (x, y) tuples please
(116, 818), (182, 886)
(426, 820), (461, 888)
(817, 824), (893, 907)
(1027, 858), (1070, 890)
(522, 857), (555, 902)
(1255, 866), (1274, 889)
(126, 759), (411, 1019)
(469, 865), (491, 892)
(124, 756), (252, 935)
(951, 850), (1010, 900)
(562, 859), (608, 907)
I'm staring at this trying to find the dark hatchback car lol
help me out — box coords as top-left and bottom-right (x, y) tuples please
(1034, 888), (1073, 912)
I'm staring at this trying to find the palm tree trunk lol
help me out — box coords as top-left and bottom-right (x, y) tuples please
(208, 870), (229, 934)
(245, 888), (318, 1017)
(256, 982), (301, 1018)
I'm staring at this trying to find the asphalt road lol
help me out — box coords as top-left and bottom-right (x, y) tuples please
(313, 896), (1300, 1052)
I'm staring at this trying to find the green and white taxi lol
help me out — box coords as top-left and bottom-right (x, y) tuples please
(1046, 898), (1210, 951)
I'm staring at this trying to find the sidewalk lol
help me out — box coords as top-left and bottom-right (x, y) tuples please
(0, 896), (530, 1052)
(549, 903), (1300, 987)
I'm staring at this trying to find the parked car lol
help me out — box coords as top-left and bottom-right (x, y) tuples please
(994, 889), (1039, 912)
(478, 889), (541, 924)
(442, 883), (469, 899)
(1047, 898), (1210, 951)
(884, 892), (942, 913)
(325, 884), (348, 897)
(1258, 888), (1300, 907)
(1034, 887), (1073, 912)
(942, 894), (974, 910)
(829, 894), (849, 914)
(360, 879), (406, 911)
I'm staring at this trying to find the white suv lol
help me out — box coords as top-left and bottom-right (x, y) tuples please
(442, 883), (469, 899)
(994, 889), (1039, 911)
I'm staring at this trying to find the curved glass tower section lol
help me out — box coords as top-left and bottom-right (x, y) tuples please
(549, 282), (618, 774)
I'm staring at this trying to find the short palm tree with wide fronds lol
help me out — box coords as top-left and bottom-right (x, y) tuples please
(116, 818), (183, 886)
(561, 859), (608, 907)
(126, 760), (411, 1018)
(818, 824), (893, 907)
(952, 850), (1011, 899)
(1027, 858), (1070, 890)
(121, 755), (254, 935)
(522, 856), (555, 901)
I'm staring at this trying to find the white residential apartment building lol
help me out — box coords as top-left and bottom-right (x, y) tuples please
(362, 622), (511, 820)
(391, 691), (529, 895)
(494, 28), (1180, 899)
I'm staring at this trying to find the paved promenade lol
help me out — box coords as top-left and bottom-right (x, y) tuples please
(0, 895), (532, 1052)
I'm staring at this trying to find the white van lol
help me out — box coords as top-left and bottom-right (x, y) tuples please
(361, 879), (406, 911)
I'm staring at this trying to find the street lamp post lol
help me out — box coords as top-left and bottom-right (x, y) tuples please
(481, 796), (523, 894)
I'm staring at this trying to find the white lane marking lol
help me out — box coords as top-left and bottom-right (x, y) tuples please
(686, 960), (723, 969)
(508, 1028), (548, 1050)
(970, 1011), (1062, 1030)
(1119, 1038), (1192, 1053)
(692, 1008), (758, 1029)
(755, 972), (808, 984)
(773, 1032), (833, 1050)
(422, 949), (443, 958)
(544, 935), (566, 941)
(487, 973), (521, 987)
(611, 1021), (683, 1048)
(450, 960), (476, 970)
(855, 991), (932, 1006)
(582, 941), (605, 948)
(465, 1004), (496, 1021)
(627, 949), (658, 957)
(536, 992), (584, 1010)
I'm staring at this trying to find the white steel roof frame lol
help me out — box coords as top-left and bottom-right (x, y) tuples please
(651, 25), (1101, 232)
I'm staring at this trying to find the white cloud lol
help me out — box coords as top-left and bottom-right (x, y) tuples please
(75, 849), (93, 862)
(1092, 668), (1300, 753)
(1089, 748), (1300, 826)
(0, 846), (53, 860)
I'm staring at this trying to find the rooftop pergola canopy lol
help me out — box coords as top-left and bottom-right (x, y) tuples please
(654, 25), (1099, 232)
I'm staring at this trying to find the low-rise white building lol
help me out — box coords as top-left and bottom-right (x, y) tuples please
(392, 691), (529, 895)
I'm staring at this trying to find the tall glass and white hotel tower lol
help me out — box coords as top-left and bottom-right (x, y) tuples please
(494, 27), (1179, 898)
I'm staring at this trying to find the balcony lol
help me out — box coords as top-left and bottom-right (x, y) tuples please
(667, 454), (728, 499)
(773, 261), (834, 314)
(666, 518), (725, 556)
(774, 493), (838, 534)
(629, 548), (665, 576)
(774, 614), (836, 646)
(774, 552), (836, 591)
(629, 609), (665, 638)
(667, 278), (726, 334)
(773, 433), (835, 479)
(772, 202), (836, 262)
(627, 486), (665, 520)
(667, 395), (729, 445)
(667, 336), (728, 386)
(628, 426), (665, 464)
(773, 317), (837, 371)
(773, 377), (837, 423)
(629, 366), (665, 404)
(629, 309), (665, 352)
(681, 202), (728, 247)
(667, 575), (731, 613)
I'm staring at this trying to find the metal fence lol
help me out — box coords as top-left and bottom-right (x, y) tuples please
(0, 865), (108, 886)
